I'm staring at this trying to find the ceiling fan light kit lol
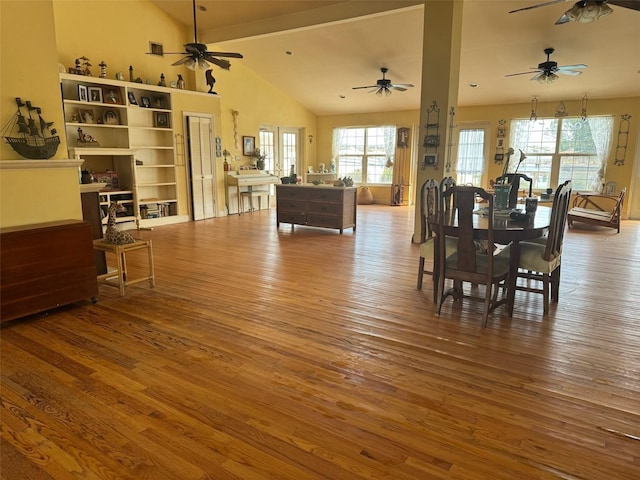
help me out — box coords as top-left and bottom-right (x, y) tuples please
(506, 48), (586, 83)
(509, 0), (638, 25)
(352, 67), (414, 97)
(565, 1), (613, 23)
(161, 0), (242, 71)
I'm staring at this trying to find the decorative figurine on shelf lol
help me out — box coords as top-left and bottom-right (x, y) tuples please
(77, 56), (92, 76)
(74, 59), (83, 75)
(177, 74), (185, 90)
(158, 73), (166, 87)
(2, 98), (60, 159)
(129, 65), (134, 82)
(115, 71), (124, 81)
(99, 61), (107, 78)
(76, 127), (99, 147)
(104, 201), (135, 245)
(205, 69), (217, 94)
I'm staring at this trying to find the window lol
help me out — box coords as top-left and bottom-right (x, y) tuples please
(455, 128), (485, 185)
(509, 116), (613, 191)
(332, 126), (395, 184)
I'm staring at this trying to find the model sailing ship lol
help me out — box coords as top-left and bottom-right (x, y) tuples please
(1, 97), (60, 159)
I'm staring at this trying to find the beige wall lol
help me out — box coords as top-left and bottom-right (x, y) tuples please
(1, 0), (81, 228)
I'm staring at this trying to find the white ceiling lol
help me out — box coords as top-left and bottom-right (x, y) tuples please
(151, 0), (640, 116)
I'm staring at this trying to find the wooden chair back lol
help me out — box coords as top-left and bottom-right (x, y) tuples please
(544, 180), (572, 261)
(439, 186), (493, 280)
(419, 179), (440, 243)
(496, 173), (533, 208)
(439, 176), (457, 216)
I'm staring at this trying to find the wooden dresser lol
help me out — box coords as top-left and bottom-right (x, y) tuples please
(0, 220), (98, 324)
(276, 184), (357, 234)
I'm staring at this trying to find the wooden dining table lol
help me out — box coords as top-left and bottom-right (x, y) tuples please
(433, 205), (552, 316)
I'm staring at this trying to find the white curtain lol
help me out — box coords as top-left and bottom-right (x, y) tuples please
(587, 116), (614, 192)
(455, 129), (484, 178)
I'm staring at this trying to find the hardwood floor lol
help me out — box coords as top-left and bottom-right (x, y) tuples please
(2, 205), (639, 480)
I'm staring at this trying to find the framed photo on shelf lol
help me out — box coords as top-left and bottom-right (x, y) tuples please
(140, 96), (151, 108)
(242, 136), (255, 156)
(103, 87), (122, 105)
(127, 92), (137, 105)
(154, 111), (169, 128)
(153, 96), (165, 109)
(78, 85), (88, 102)
(103, 110), (119, 125)
(78, 108), (96, 124)
(88, 86), (103, 103)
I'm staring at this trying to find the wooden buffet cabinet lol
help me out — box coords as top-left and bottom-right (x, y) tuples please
(275, 184), (357, 234)
(0, 220), (98, 324)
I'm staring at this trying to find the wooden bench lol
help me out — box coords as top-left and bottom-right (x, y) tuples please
(567, 188), (626, 233)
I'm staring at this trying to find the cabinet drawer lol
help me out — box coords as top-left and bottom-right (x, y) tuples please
(307, 214), (340, 228)
(277, 187), (305, 200)
(277, 212), (307, 224)
(306, 202), (342, 216)
(276, 200), (306, 213)
(306, 189), (342, 203)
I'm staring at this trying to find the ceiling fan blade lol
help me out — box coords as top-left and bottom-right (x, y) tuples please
(204, 55), (231, 70)
(558, 63), (587, 70)
(171, 56), (193, 66)
(505, 71), (540, 77)
(391, 83), (414, 88)
(352, 85), (378, 90)
(509, 0), (569, 14)
(207, 51), (244, 59)
(609, 0), (640, 12)
(556, 69), (584, 76)
(390, 86), (408, 92)
(530, 72), (547, 82)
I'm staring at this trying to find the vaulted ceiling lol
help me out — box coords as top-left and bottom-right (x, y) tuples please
(151, 0), (640, 115)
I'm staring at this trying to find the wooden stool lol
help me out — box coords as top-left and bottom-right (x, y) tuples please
(93, 239), (155, 296)
(240, 189), (269, 213)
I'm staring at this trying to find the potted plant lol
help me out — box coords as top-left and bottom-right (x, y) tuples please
(252, 148), (266, 170)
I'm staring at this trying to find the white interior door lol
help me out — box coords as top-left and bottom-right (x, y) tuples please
(186, 114), (216, 220)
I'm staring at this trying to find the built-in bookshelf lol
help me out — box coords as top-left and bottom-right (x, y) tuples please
(60, 73), (180, 228)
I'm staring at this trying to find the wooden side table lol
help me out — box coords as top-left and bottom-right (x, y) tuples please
(93, 239), (155, 296)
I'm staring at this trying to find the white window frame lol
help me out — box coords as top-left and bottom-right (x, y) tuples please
(332, 126), (396, 185)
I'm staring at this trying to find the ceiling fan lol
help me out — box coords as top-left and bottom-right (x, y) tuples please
(162, 0), (242, 70)
(505, 48), (587, 84)
(509, 0), (640, 25)
(352, 68), (414, 96)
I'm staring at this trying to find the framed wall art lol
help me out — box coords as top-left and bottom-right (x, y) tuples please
(242, 136), (255, 156)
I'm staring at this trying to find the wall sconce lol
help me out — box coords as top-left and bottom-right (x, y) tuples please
(308, 135), (313, 144)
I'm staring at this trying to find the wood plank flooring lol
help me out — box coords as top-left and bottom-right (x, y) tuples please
(2, 205), (639, 479)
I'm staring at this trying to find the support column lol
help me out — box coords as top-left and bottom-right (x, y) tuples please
(413, 0), (463, 242)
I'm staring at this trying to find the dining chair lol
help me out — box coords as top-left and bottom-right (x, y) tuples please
(495, 173), (533, 209)
(417, 177), (457, 303)
(435, 186), (511, 327)
(515, 180), (572, 314)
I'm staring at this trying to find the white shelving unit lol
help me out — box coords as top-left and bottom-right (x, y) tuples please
(60, 73), (180, 229)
